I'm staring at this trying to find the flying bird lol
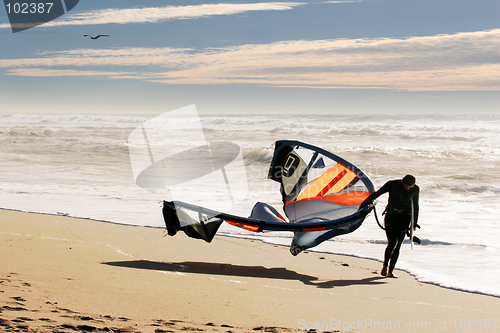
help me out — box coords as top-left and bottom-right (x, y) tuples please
(84, 35), (110, 39)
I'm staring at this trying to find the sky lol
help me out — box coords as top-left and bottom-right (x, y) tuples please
(0, 0), (499, 115)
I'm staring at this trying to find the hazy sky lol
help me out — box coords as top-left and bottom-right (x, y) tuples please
(1, 0), (499, 115)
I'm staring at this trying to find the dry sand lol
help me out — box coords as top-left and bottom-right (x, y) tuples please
(1, 208), (499, 332)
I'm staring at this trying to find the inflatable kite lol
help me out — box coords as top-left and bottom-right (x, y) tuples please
(162, 140), (375, 255)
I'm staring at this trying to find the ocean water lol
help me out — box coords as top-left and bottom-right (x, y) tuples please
(1, 113), (499, 297)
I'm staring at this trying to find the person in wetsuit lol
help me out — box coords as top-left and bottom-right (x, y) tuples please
(360, 174), (420, 278)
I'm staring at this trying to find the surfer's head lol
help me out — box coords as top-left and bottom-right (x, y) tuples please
(402, 174), (416, 190)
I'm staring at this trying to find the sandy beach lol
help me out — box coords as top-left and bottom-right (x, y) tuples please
(1, 208), (499, 333)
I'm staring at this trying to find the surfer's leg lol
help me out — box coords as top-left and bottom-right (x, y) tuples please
(388, 232), (406, 273)
(383, 230), (397, 268)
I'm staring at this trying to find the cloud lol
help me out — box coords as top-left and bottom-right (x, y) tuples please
(6, 68), (141, 79)
(0, 2), (305, 29)
(1, 29), (499, 91)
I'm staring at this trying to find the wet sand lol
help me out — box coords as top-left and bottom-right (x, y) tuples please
(1, 209), (499, 332)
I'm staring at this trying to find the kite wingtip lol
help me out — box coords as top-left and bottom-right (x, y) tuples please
(289, 244), (302, 256)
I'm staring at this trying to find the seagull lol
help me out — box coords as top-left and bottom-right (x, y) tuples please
(84, 35), (110, 39)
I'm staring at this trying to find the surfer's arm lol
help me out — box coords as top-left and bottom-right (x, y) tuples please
(359, 181), (391, 208)
(412, 186), (420, 228)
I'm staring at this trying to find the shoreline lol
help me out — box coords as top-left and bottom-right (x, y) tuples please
(3, 206), (499, 300)
(220, 233), (500, 299)
(1, 209), (499, 332)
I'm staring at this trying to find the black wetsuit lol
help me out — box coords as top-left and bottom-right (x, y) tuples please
(362, 180), (420, 272)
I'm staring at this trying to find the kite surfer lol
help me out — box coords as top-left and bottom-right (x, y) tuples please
(360, 174), (420, 278)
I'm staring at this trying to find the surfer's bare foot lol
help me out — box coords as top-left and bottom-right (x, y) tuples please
(381, 265), (388, 276)
(388, 271), (397, 278)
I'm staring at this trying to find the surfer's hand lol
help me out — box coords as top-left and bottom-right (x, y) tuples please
(414, 223), (421, 229)
(358, 199), (372, 211)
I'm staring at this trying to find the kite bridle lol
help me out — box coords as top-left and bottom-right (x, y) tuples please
(373, 205), (386, 231)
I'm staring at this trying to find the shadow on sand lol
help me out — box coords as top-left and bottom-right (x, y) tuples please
(103, 260), (386, 288)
